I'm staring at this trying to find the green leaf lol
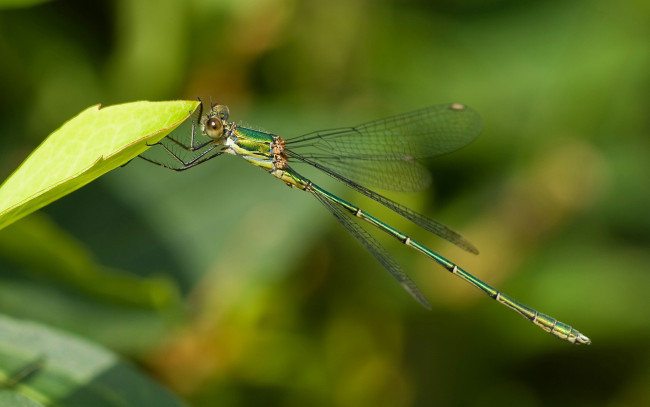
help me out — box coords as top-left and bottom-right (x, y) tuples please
(0, 100), (199, 231)
(0, 0), (52, 10)
(0, 391), (45, 407)
(0, 212), (180, 309)
(0, 314), (188, 407)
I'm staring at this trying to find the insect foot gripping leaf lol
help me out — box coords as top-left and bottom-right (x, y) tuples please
(0, 100), (199, 231)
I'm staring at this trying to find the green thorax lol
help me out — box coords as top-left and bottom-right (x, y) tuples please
(226, 126), (277, 170)
(232, 127), (274, 154)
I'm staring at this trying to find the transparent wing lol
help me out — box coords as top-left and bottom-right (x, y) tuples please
(311, 187), (431, 309)
(286, 103), (482, 191)
(304, 158), (432, 192)
(290, 151), (478, 254)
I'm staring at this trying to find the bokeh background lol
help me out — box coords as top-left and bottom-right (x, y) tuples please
(1, 0), (649, 405)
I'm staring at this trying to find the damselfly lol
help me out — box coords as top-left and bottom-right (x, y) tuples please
(140, 101), (590, 345)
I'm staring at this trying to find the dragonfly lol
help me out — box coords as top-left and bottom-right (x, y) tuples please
(140, 100), (590, 345)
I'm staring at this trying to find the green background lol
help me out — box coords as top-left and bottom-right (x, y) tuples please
(1, 0), (649, 405)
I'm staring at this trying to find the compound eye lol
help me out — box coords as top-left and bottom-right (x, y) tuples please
(205, 117), (223, 139)
(216, 105), (229, 121)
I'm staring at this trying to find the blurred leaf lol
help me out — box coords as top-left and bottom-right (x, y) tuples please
(0, 314), (188, 407)
(0, 391), (44, 407)
(0, 212), (180, 309)
(0, 279), (173, 353)
(0, 0), (52, 10)
(0, 100), (199, 231)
